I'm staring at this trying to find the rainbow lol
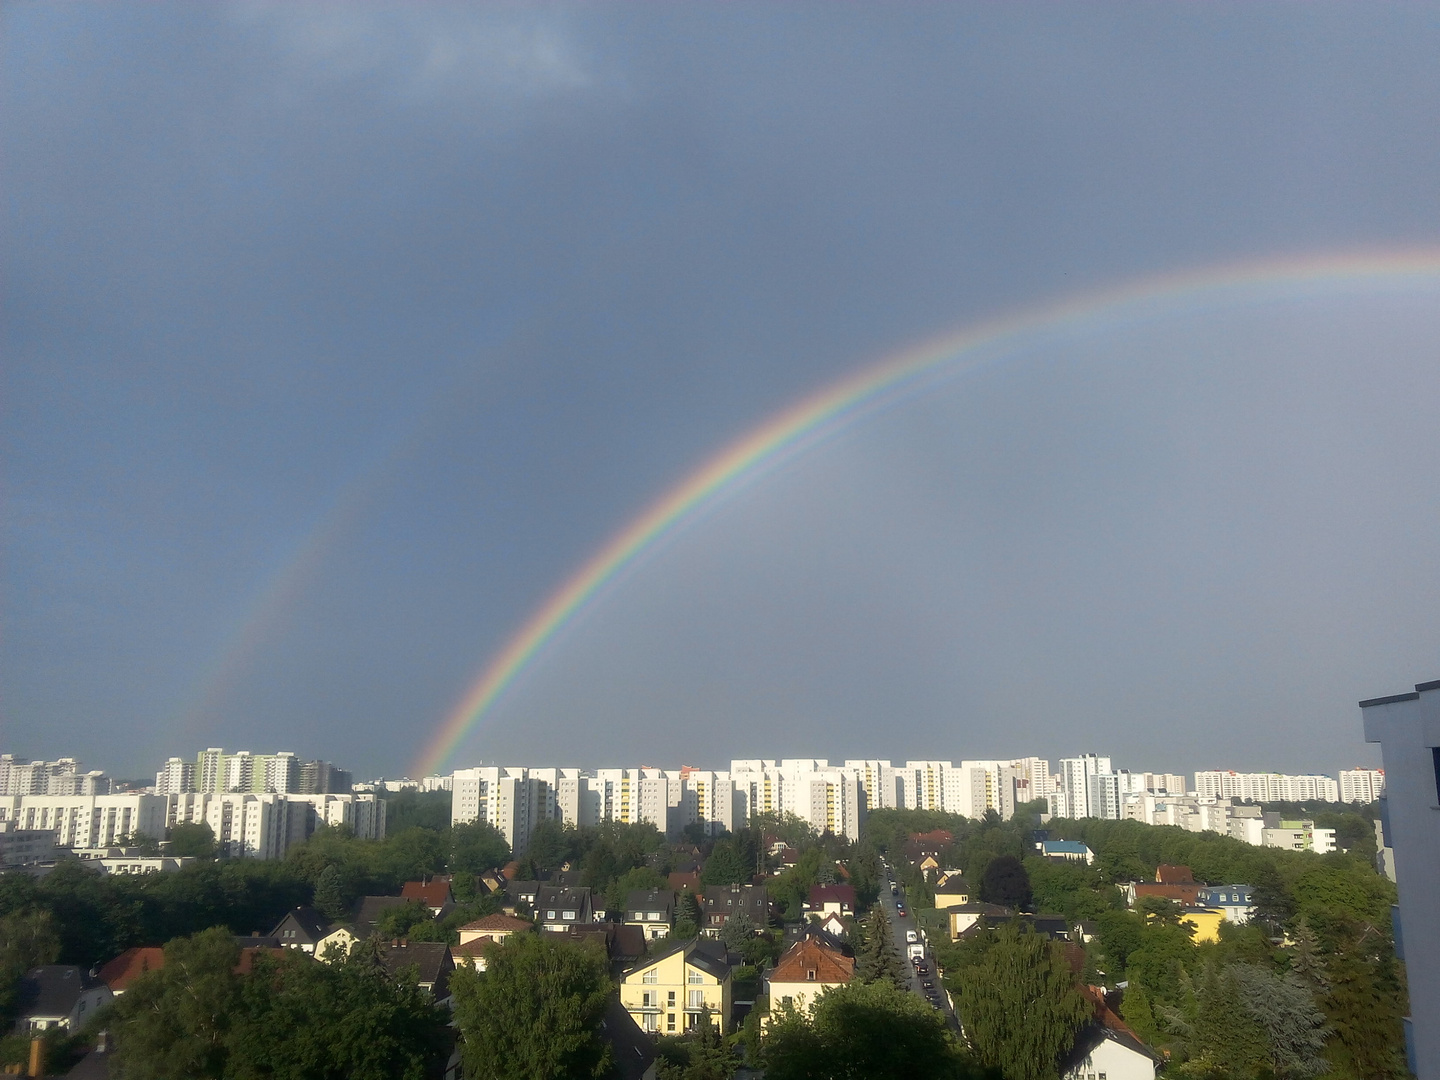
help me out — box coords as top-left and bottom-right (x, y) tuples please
(413, 248), (1440, 776)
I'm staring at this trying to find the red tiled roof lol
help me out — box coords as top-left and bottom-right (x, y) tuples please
(807, 884), (856, 907)
(1155, 865), (1194, 884)
(770, 937), (854, 985)
(401, 880), (452, 907)
(1134, 882), (1202, 905)
(668, 871), (701, 894)
(97, 948), (165, 992)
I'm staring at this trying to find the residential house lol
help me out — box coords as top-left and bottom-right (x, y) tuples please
(765, 935), (854, 1018)
(452, 913), (533, 970)
(1036, 840), (1094, 864)
(1196, 884), (1254, 923)
(667, 870), (701, 895)
(504, 880), (542, 916)
(97, 948), (165, 996)
(14, 967), (111, 1033)
(1128, 881), (1203, 908)
(556, 923), (646, 980)
(1155, 864), (1194, 884)
(619, 938), (733, 1036)
(1061, 987), (1160, 1080)
(376, 940), (453, 1001)
(702, 884), (769, 936)
(804, 885), (855, 919)
(270, 906), (334, 953)
(401, 878), (456, 917)
(815, 912), (849, 939)
(946, 903), (1013, 939)
(932, 875), (971, 910)
(314, 925), (357, 960)
(351, 895), (414, 939)
(624, 890), (676, 941)
(1179, 907), (1225, 944)
(535, 885), (601, 932)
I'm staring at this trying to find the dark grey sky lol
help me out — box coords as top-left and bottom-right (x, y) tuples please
(5, 4), (1439, 780)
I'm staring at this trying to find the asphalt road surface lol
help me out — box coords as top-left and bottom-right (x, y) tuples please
(878, 861), (960, 1030)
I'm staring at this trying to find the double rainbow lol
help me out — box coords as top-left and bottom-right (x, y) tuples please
(413, 248), (1440, 776)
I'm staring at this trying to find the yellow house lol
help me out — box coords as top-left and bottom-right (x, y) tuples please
(619, 938), (732, 1036)
(932, 875), (971, 911)
(1179, 907), (1225, 944)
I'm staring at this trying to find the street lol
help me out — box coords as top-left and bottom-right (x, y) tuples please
(877, 861), (960, 1030)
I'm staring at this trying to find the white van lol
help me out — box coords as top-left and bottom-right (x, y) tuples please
(906, 929), (919, 944)
(908, 943), (925, 962)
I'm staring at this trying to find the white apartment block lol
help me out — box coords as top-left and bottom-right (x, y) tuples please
(0, 794), (166, 849)
(167, 791), (385, 858)
(953, 760), (1019, 820)
(1142, 772), (1188, 795)
(155, 758), (196, 796)
(1194, 770), (1340, 803)
(1051, 755), (1113, 819)
(0, 756), (110, 797)
(843, 760), (903, 811)
(729, 760), (865, 840)
(452, 766), (541, 855)
(675, 769), (744, 836)
(1338, 768), (1385, 804)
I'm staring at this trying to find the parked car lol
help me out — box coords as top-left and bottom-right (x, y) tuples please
(897, 905), (907, 917)
(906, 930), (919, 944)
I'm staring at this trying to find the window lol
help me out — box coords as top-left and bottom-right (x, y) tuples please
(687, 970), (704, 984)
(562, 910), (576, 920)
(806, 969), (816, 981)
(667, 991), (676, 1006)
(642, 969), (658, 984)
(689, 990), (704, 1008)
(667, 1014), (676, 1032)
(642, 1014), (658, 1033)
(546, 910), (557, 920)
(642, 992), (653, 1007)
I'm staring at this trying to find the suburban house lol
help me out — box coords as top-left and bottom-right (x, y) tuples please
(376, 940), (453, 1001)
(667, 870), (701, 895)
(14, 966), (111, 1033)
(702, 883), (769, 936)
(1061, 987), (1160, 1080)
(804, 884), (855, 919)
(1178, 907), (1225, 943)
(1127, 881), (1204, 908)
(1196, 884), (1254, 923)
(932, 874), (971, 910)
(270, 906), (335, 953)
(619, 938), (733, 1035)
(765, 934), (854, 1018)
(1155, 865), (1194, 884)
(946, 903), (1013, 939)
(504, 880), (542, 916)
(351, 895), (414, 939)
(97, 948), (165, 996)
(1036, 840), (1095, 864)
(452, 913), (533, 970)
(815, 912), (849, 939)
(555, 923), (646, 979)
(535, 885), (601, 932)
(624, 890), (676, 941)
(401, 878), (456, 917)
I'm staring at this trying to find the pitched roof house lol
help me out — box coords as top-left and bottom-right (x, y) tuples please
(351, 895), (414, 939)
(702, 884), (769, 936)
(401, 878), (455, 915)
(804, 885), (855, 918)
(376, 940), (454, 1001)
(1155, 864), (1194, 884)
(535, 885), (600, 932)
(269, 906), (334, 953)
(766, 934), (854, 1019)
(1128, 881), (1203, 908)
(624, 890), (676, 941)
(452, 914), (533, 970)
(619, 938), (733, 1036)
(1061, 987), (1160, 1080)
(97, 948), (165, 996)
(14, 966), (111, 1033)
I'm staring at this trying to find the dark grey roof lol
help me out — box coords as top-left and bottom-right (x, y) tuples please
(624, 890), (675, 916)
(536, 885), (592, 911)
(269, 905), (332, 942)
(351, 895), (411, 937)
(1061, 1021), (1161, 1070)
(624, 935), (730, 982)
(377, 941), (453, 989)
(18, 965), (93, 1018)
(601, 993), (656, 1080)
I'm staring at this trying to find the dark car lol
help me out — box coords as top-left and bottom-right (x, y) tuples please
(890, 885), (899, 896)
(897, 906), (907, 917)
(922, 979), (934, 989)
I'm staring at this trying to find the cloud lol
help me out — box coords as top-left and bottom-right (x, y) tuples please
(231, 4), (593, 102)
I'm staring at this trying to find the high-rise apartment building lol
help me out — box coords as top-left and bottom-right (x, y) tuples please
(1338, 768), (1385, 804)
(0, 756), (109, 797)
(1193, 771), (1340, 803)
(1054, 754), (1112, 818)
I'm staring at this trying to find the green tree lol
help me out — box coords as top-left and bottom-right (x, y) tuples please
(764, 979), (982, 1080)
(450, 931), (612, 1080)
(953, 923), (1090, 1080)
(719, 913), (758, 954)
(0, 908), (61, 1024)
(1118, 982), (1161, 1046)
(655, 1009), (732, 1080)
(450, 820), (511, 877)
(978, 856), (1032, 911)
(107, 927), (243, 1079)
(167, 822), (216, 859)
(700, 842), (751, 888)
(854, 906), (907, 990)
(312, 865), (348, 922)
(605, 865), (668, 914)
(226, 942), (450, 1080)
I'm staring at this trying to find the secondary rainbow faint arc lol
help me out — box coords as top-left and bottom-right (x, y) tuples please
(414, 247), (1440, 776)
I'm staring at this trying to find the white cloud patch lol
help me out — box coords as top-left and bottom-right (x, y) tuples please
(232, 4), (593, 101)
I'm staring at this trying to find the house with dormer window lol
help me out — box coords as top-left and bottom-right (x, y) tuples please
(619, 938), (732, 1035)
(624, 890), (675, 941)
(765, 934), (853, 1019)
